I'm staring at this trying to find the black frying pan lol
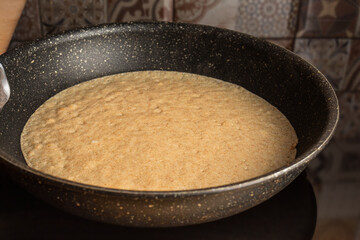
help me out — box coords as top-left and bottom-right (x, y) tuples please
(0, 22), (338, 227)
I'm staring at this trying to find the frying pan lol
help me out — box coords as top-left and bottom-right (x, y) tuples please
(0, 22), (338, 227)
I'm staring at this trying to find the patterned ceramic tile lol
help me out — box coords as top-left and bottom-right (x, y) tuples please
(235, 0), (300, 38)
(356, 224), (360, 240)
(317, 181), (360, 219)
(12, 0), (42, 41)
(342, 40), (360, 91)
(341, 150), (360, 173)
(297, 0), (360, 37)
(294, 39), (351, 90)
(313, 219), (358, 240)
(307, 138), (360, 221)
(266, 39), (294, 51)
(307, 141), (340, 184)
(157, 0), (173, 21)
(355, 4), (360, 37)
(39, 0), (107, 35)
(307, 140), (360, 191)
(174, 0), (238, 30)
(108, 0), (173, 22)
(335, 92), (360, 140)
(336, 141), (360, 179)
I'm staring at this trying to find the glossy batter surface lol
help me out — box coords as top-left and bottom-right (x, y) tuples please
(21, 71), (297, 191)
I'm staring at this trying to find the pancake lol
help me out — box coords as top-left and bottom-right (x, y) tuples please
(21, 71), (297, 191)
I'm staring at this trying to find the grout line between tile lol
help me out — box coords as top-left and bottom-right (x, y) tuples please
(37, 0), (44, 37)
(292, 0), (303, 51)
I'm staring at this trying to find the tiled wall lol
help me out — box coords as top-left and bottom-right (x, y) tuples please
(9, 0), (360, 238)
(10, 0), (174, 46)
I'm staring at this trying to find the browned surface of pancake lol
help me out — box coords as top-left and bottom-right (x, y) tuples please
(21, 71), (297, 191)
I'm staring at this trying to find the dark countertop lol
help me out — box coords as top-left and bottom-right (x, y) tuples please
(0, 171), (316, 240)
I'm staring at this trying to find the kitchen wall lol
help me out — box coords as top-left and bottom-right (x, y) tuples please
(9, 0), (360, 239)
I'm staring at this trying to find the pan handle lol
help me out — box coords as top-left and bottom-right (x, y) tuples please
(0, 63), (10, 111)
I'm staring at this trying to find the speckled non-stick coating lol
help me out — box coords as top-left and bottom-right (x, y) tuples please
(0, 22), (338, 227)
